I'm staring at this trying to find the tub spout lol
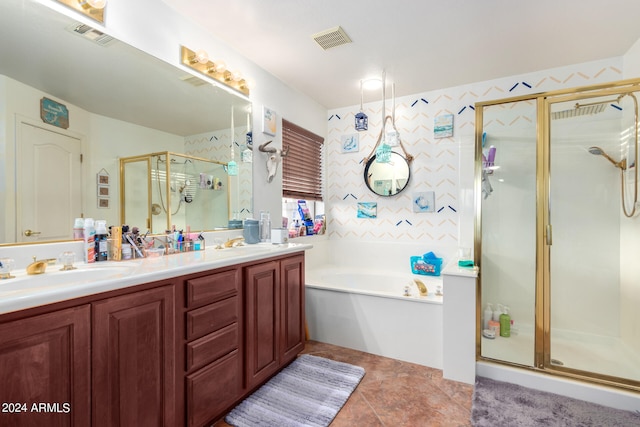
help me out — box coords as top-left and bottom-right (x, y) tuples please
(413, 279), (428, 296)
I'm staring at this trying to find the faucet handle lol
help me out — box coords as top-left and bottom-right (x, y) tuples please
(0, 258), (16, 279)
(58, 251), (77, 271)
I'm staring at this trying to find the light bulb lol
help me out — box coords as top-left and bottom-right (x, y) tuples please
(194, 49), (209, 64)
(84, 0), (107, 9)
(214, 60), (226, 73)
(231, 70), (242, 81)
(362, 78), (382, 91)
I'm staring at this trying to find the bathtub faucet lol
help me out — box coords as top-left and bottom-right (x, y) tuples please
(413, 279), (428, 296)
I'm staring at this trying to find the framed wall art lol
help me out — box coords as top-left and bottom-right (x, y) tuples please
(434, 114), (454, 138)
(262, 106), (277, 136)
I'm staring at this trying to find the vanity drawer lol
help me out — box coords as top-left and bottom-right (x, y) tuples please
(186, 323), (238, 372)
(186, 296), (239, 340)
(185, 268), (240, 308)
(186, 349), (241, 427)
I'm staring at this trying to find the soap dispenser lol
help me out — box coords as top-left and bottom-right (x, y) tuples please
(500, 306), (511, 337)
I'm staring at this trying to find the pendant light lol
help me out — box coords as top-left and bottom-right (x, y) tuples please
(242, 110), (253, 163)
(355, 80), (368, 131)
(227, 105), (238, 176)
(375, 71), (391, 163)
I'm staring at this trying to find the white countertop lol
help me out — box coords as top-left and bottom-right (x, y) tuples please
(442, 260), (479, 278)
(0, 243), (311, 315)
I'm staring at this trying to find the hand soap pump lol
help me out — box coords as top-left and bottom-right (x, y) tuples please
(500, 306), (511, 337)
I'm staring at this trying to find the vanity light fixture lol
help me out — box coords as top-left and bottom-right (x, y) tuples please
(180, 46), (250, 96)
(55, 0), (107, 23)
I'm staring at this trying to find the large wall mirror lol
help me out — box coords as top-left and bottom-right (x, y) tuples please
(0, 0), (252, 245)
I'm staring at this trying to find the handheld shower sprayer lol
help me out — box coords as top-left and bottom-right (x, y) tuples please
(588, 146), (627, 170)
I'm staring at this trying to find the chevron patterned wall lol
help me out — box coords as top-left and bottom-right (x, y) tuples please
(184, 128), (253, 218)
(326, 60), (623, 247)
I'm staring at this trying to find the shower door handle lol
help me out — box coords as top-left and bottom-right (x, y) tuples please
(546, 224), (552, 246)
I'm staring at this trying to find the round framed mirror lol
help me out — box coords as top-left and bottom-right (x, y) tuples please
(364, 151), (411, 196)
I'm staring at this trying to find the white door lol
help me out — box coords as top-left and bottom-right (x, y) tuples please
(17, 121), (82, 242)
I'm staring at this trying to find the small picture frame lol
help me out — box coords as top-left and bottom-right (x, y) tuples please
(97, 198), (109, 209)
(341, 134), (359, 153)
(434, 114), (454, 138)
(357, 202), (377, 218)
(412, 191), (435, 213)
(98, 185), (110, 198)
(262, 106), (277, 136)
(97, 173), (109, 185)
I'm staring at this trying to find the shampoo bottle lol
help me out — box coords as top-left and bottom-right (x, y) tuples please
(500, 306), (511, 337)
(483, 303), (493, 330)
(83, 218), (95, 263)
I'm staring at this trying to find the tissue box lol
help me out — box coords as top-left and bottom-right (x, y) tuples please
(271, 228), (289, 244)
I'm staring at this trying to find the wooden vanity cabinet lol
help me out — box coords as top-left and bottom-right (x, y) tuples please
(245, 254), (305, 390)
(0, 305), (91, 427)
(0, 250), (306, 427)
(92, 284), (177, 427)
(183, 267), (243, 427)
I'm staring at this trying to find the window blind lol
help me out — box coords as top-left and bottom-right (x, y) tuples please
(282, 120), (324, 201)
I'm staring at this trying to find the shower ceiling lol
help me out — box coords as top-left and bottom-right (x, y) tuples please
(161, 0), (640, 109)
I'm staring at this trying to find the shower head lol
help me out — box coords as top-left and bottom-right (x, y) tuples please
(551, 102), (607, 120)
(588, 146), (627, 170)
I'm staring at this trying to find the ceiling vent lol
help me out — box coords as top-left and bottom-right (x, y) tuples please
(179, 74), (209, 87)
(311, 26), (352, 50)
(66, 23), (116, 47)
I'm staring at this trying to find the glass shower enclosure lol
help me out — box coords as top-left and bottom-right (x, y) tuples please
(476, 79), (640, 391)
(120, 152), (231, 235)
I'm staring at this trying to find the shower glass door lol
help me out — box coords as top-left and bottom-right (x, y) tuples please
(547, 89), (640, 385)
(479, 98), (537, 367)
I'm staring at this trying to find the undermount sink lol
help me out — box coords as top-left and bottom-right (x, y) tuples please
(0, 262), (139, 292)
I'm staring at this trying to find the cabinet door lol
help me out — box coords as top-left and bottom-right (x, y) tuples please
(0, 305), (91, 427)
(280, 254), (305, 363)
(92, 285), (176, 427)
(244, 260), (280, 388)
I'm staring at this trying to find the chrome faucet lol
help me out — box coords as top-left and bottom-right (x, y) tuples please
(26, 256), (56, 275)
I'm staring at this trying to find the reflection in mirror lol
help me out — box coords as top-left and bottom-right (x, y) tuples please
(0, 0), (252, 245)
(121, 152), (230, 234)
(364, 152), (411, 196)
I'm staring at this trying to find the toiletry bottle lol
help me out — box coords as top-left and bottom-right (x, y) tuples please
(493, 304), (503, 322)
(73, 217), (84, 240)
(95, 220), (108, 261)
(500, 307), (511, 337)
(483, 303), (493, 330)
(260, 211), (271, 242)
(83, 218), (96, 263)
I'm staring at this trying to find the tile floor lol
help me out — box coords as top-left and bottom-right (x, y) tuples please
(215, 340), (474, 427)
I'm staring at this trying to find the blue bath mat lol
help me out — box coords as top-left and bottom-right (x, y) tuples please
(225, 354), (365, 427)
